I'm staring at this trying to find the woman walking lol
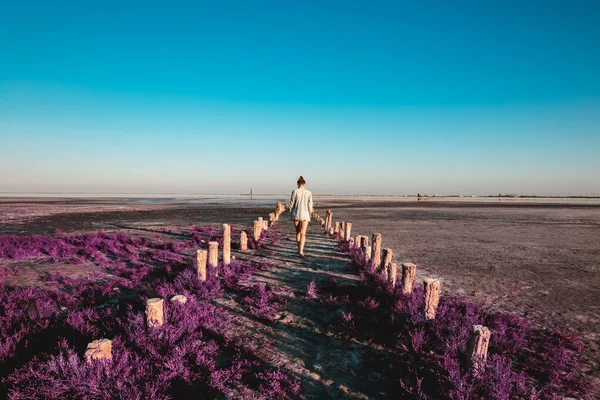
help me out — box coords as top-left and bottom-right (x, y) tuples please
(288, 176), (313, 257)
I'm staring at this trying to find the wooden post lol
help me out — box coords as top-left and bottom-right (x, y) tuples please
(364, 245), (372, 263)
(85, 339), (112, 363)
(361, 236), (369, 248)
(240, 231), (248, 252)
(170, 294), (187, 304)
(348, 236), (355, 248)
(354, 235), (362, 249)
(389, 263), (397, 286)
(401, 263), (417, 295)
(269, 212), (275, 222)
(345, 223), (352, 242)
(329, 227), (334, 236)
(356, 236), (363, 247)
(467, 325), (491, 373)
(325, 210), (331, 230)
(334, 221), (340, 235)
(381, 248), (393, 272)
(146, 298), (164, 328)
(371, 233), (382, 269)
(208, 241), (219, 268)
(340, 221), (346, 240)
(253, 220), (262, 241)
(262, 220), (269, 230)
(423, 279), (441, 320)
(276, 202), (284, 219)
(196, 250), (207, 281)
(222, 224), (231, 265)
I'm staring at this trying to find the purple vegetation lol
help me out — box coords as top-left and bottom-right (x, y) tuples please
(326, 237), (588, 399)
(242, 282), (284, 322)
(0, 222), (300, 399)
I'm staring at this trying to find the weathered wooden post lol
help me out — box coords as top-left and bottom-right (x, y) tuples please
(354, 235), (362, 250)
(262, 220), (269, 230)
(423, 279), (441, 320)
(467, 325), (491, 374)
(345, 223), (352, 242)
(85, 339), (112, 363)
(170, 294), (187, 304)
(334, 222), (340, 235)
(340, 221), (346, 240)
(381, 248), (393, 272)
(222, 224), (231, 265)
(371, 233), (382, 269)
(276, 202), (284, 219)
(240, 231), (248, 252)
(348, 236), (355, 248)
(208, 241), (219, 268)
(269, 212), (275, 222)
(325, 210), (332, 230)
(328, 227), (334, 236)
(146, 298), (164, 328)
(364, 245), (372, 263)
(389, 263), (397, 286)
(361, 236), (369, 248)
(196, 250), (207, 281)
(253, 220), (262, 241)
(401, 263), (417, 295)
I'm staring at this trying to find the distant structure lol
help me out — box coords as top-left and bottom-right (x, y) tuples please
(250, 188), (253, 200)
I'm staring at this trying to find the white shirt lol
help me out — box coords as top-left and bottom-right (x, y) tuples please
(288, 187), (313, 221)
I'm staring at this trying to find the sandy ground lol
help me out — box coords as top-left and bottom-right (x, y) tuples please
(1, 198), (599, 392)
(320, 201), (600, 388)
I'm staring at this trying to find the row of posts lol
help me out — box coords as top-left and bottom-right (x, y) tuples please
(85, 201), (286, 364)
(313, 208), (491, 373)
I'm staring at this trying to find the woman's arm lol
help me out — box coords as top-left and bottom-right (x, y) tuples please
(287, 190), (296, 211)
(308, 192), (314, 215)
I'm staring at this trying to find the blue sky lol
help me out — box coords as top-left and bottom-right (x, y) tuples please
(1, 1), (599, 195)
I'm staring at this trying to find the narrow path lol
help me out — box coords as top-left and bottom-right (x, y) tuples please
(217, 221), (388, 399)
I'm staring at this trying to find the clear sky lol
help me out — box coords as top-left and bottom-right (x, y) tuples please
(1, 0), (599, 195)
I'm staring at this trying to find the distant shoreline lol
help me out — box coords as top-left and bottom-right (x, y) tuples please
(1, 193), (599, 199)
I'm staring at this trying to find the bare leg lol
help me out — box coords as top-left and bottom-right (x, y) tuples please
(293, 220), (302, 254)
(299, 220), (309, 255)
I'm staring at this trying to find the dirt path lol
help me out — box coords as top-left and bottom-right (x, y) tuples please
(216, 221), (389, 399)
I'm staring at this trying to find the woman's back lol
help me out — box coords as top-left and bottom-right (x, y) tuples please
(289, 187), (313, 222)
